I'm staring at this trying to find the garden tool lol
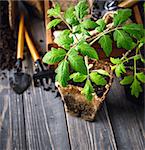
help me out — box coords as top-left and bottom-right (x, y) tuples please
(24, 28), (50, 91)
(9, 15), (31, 94)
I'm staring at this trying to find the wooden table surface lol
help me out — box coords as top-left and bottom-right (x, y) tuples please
(0, 16), (144, 150)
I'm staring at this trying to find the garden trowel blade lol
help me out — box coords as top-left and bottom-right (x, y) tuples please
(9, 72), (31, 94)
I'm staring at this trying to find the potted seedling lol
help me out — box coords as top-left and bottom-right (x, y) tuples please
(43, 1), (145, 121)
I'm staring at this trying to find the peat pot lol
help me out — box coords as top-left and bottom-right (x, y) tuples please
(56, 60), (113, 121)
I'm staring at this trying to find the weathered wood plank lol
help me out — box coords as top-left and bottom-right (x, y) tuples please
(27, 14), (46, 53)
(22, 58), (70, 150)
(22, 17), (71, 150)
(106, 78), (145, 150)
(0, 70), (26, 150)
(8, 90), (26, 150)
(0, 70), (10, 150)
(65, 102), (117, 150)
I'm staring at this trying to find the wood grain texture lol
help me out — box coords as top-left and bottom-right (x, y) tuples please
(26, 16), (46, 53)
(0, 7), (145, 150)
(22, 58), (70, 150)
(21, 17), (70, 150)
(0, 70), (26, 150)
(65, 103), (117, 150)
(107, 78), (145, 150)
(0, 71), (10, 150)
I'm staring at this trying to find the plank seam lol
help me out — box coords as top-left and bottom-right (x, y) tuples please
(104, 102), (118, 150)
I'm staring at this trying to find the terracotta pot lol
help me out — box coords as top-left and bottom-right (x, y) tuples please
(56, 60), (113, 121)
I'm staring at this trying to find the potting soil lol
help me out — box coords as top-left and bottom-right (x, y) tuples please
(0, 1), (16, 70)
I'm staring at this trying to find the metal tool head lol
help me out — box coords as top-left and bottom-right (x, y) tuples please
(9, 72), (31, 94)
(33, 60), (54, 91)
(33, 70), (50, 90)
(104, 0), (119, 11)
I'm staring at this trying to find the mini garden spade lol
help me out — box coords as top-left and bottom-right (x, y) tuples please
(9, 15), (31, 94)
(25, 28), (50, 90)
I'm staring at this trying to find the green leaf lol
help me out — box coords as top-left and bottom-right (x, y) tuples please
(70, 72), (87, 82)
(110, 57), (121, 64)
(130, 78), (142, 98)
(113, 30), (136, 50)
(120, 75), (133, 85)
(138, 37), (145, 49)
(81, 80), (94, 101)
(140, 37), (145, 44)
(111, 65), (117, 71)
(54, 30), (73, 50)
(94, 69), (109, 76)
(77, 42), (98, 60)
(47, 19), (61, 29)
(136, 72), (145, 83)
(55, 60), (69, 87)
(42, 48), (66, 64)
(98, 35), (112, 57)
(81, 19), (97, 29)
(81, 28), (91, 36)
(123, 23), (144, 40)
(47, 3), (60, 17)
(113, 9), (132, 26)
(72, 25), (82, 34)
(68, 53), (87, 75)
(95, 19), (106, 32)
(64, 7), (79, 26)
(69, 48), (78, 56)
(115, 63), (126, 77)
(75, 0), (88, 19)
(90, 72), (107, 86)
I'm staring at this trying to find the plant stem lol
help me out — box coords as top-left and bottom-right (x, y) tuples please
(122, 55), (140, 63)
(121, 49), (132, 61)
(133, 43), (140, 78)
(134, 56), (137, 79)
(120, 41), (140, 62)
(59, 15), (72, 30)
(84, 56), (90, 79)
(89, 26), (122, 45)
(64, 42), (79, 60)
(59, 15), (79, 42)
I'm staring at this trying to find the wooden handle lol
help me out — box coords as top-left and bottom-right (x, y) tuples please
(44, 0), (53, 51)
(133, 5), (143, 24)
(118, 0), (138, 8)
(17, 15), (24, 59)
(25, 29), (40, 62)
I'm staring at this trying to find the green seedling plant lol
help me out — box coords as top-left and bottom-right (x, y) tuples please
(43, 0), (145, 100)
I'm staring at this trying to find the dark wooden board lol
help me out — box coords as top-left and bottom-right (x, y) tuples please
(65, 103), (117, 150)
(107, 78), (145, 150)
(22, 18), (71, 150)
(0, 70), (26, 150)
(0, 7), (145, 150)
(0, 70), (11, 150)
(22, 66), (71, 150)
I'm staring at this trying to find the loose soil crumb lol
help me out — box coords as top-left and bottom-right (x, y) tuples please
(0, 1), (16, 70)
(0, 71), (7, 80)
